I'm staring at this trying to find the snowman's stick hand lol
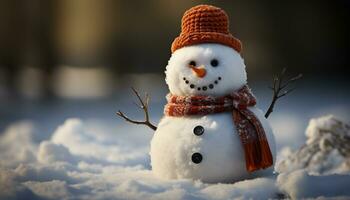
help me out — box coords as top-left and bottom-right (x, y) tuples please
(116, 88), (157, 131)
(265, 68), (302, 118)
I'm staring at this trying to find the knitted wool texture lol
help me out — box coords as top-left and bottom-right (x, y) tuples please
(164, 85), (273, 172)
(171, 5), (242, 53)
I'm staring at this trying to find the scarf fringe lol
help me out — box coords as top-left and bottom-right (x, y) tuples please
(259, 139), (273, 168)
(244, 140), (273, 172)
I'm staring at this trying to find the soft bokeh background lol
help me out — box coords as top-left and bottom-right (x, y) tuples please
(1, 1), (350, 199)
(0, 0), (349, 148)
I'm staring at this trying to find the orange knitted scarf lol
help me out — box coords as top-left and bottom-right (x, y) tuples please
(164, 85), (273, 172)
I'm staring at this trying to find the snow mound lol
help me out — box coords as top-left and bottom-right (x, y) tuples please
(0, 121), (37, 168)
(276, 115), (350, 174)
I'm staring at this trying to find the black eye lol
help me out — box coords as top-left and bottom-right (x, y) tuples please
(189, 61), (196, 67)
(211, 59), (219, 67)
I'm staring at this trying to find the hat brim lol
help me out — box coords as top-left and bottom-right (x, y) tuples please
(171, 32), (242, 53)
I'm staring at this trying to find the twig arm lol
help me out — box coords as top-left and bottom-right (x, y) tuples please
(116, 88), (157, 131)
(265, 94), (277, 119)
(265, 68), (302, 118)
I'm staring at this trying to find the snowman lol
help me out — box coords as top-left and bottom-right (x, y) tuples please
(119, 4), (277, 183)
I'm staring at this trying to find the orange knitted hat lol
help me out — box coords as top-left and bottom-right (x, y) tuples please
(171, 5), (242, 53)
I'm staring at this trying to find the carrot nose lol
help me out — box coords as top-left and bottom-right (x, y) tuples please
(190, 65), (206, 78)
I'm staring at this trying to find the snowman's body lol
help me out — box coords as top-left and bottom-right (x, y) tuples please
(151, 107), (275, 183)
(149, 43), (276, 183)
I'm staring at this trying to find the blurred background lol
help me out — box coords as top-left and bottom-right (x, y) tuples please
(0, 0), (349, 149)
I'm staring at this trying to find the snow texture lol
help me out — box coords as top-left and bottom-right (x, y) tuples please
(0, 115), (350, 199)
(0, 118), (278, 200)
(277, 170), (350, 199)
(276, 115), (350, 175)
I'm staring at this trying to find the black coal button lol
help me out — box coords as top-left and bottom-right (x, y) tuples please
(193, 125), (204, 136)
(191, 153), (202, 164)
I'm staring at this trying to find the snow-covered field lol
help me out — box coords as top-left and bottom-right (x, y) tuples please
(1, 83), (349, 199)
(1, 115), (349, 200)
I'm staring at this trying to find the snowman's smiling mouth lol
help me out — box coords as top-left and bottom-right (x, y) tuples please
(183, 76), (222, 91)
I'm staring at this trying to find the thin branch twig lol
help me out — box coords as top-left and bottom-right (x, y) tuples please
(116, 88), (157, 131)
(265, 68), (302, 118)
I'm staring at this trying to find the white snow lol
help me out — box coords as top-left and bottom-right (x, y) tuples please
(51, 118), (149, 165)
(305, 115), (350, 145)
(0, 118), (278, 200)
(276, 115), (350, 175)
(0, 121), (38, 168)
(200, 177), (278, 199)
(0, 115), (350, 199)
(23, 180), (71, 200)
(277, 170), (350, 199)
(37, 141), (77, 164)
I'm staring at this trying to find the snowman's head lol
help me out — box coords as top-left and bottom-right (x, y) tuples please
(165, 43), (247, 96)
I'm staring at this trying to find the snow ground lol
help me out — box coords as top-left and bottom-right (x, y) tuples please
(1, 116), (350, 200)
(0, 119), (280, 200)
